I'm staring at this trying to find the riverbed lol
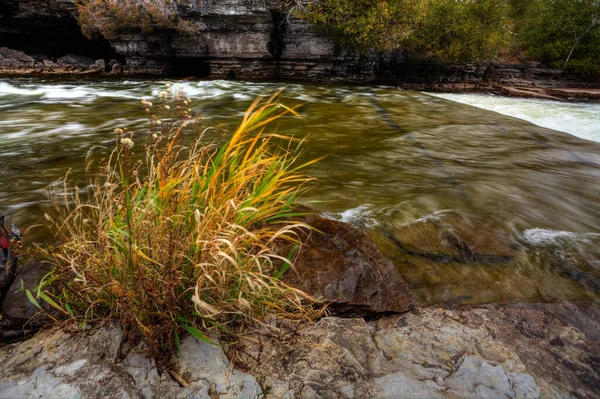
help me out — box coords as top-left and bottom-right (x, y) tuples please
(1, 78), (599, 306)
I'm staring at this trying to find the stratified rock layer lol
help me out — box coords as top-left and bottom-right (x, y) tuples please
(0, 0), (596, 88)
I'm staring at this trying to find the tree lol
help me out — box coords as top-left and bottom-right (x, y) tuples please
(511, 0), (600, 75)
(410, 0), (513, 62)
(301, 0), (422, 51)
(298, 0), (512, 61)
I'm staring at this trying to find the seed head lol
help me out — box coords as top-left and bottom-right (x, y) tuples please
(120, 137), (134, 149)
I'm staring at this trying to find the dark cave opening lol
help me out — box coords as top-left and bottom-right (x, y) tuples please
(0, 15), (123, 62)
(169, 57), (211, 78)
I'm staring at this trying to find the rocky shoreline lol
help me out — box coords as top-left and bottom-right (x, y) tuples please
(1, 215), (599, 398)
(1, 301), (598, 398)
(2, 46), (599, 102)
(2, 0), (598, 97)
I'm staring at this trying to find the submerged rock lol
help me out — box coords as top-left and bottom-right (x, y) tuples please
(283, 213), (413, 316)
(2, 302), (597, 398)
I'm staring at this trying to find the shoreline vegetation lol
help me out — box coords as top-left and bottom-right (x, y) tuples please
(74, 0), (600, 77)
(18, 88), (324, 364)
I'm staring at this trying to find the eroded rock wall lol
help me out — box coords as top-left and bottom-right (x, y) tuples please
(0, 0), (596, 86)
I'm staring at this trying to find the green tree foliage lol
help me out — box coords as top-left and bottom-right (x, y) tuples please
(293, 0), (599, 73)
(303, 0), (422, 51)
(410, 0), (512, 62)
(300, 0), (512, 61)
(511, 0), (600, 76)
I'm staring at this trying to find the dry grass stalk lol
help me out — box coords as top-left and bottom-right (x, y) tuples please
(34, 86), (323, 364)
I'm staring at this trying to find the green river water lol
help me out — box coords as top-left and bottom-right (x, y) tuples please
(1, 77), (599, 306)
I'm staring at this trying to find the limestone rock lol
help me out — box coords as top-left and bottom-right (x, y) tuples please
(236, 303), (599, 399)
(2, 302), (598, 398)
(283, 213), (412, 316)
(0, 324), (262, 399)
(57, 54), (96, 69)
(91, 59), (105, 71)
(110, 62), (123, 74)
(0, 47), (35, 68)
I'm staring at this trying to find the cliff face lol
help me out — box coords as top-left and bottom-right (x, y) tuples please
(0, 0), (594, 87)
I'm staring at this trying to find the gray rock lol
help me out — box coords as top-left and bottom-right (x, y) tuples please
(2, 302), (598, 398)
(445, 356), (517, 398)
(0, 324), (262, 399)
(57, 54), (96, 69)
(42, 59), (56, 69)
(0, 47), (36, 68)
(111, 62), (124, 74)
(91, 59), (106, 71)
(234, 303), (599, 399)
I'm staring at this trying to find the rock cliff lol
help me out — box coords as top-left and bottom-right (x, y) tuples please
(0, 0), (595, 87)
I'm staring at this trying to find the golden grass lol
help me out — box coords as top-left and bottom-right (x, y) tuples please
(34, 87), (322, 363)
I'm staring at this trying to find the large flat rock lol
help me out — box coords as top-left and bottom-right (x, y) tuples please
(238, 302), (600, 399)
(1, 301), (598, 398)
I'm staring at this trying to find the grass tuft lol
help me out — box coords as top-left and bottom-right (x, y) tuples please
(35, 87), (322, 364)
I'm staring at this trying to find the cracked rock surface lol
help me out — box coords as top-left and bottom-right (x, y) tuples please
(1, 302), (598, 398)
(236, 302), (599, 399)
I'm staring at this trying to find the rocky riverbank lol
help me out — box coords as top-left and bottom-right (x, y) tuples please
(1, 301), (598, 398)
(1, 1), (598, 91)
(2, 45), (598, 101)
(1, 215), (599, 398)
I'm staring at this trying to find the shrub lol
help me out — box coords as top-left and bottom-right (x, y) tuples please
(34, 87), (321, 364)
(294, 0), (512, 61)
(410, 0), (512, 62)
(76, 0), (200, 39)
(510, 0), (600, 77)
(301, 0), (422, 51)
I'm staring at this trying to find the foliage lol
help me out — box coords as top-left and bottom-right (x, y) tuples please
(76, 0), (200, 39)
(410, 0), (512, 62)
(34, 87), (322, 364)
(302, 0), (422, 51)
(295, 0), (511, 61)
(285, 0), (599, 71)
(510, 0), (600, 76)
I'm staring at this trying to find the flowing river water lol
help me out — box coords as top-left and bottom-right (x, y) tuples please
(1, 78), (599, 307)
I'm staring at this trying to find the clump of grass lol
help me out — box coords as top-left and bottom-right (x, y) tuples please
(34, 86), (321, 364)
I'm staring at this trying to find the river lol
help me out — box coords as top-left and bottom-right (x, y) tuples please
(1, 77), (599, 306)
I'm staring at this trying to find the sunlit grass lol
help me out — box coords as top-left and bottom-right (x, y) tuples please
(33, 87), (322, 363)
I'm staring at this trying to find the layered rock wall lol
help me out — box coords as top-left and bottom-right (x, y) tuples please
(0, 0), (596, 87)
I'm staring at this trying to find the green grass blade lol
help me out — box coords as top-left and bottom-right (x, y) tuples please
(181, 324), (219, 346)
(25, 289), (42, 310)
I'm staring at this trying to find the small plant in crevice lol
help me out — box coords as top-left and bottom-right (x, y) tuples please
(33, 85), (323, 365)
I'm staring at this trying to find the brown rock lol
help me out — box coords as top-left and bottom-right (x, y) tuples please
(111, 62), (123, 74)
(548, 88), (600, 100)
(284, 214), (412, 316)
(495, 85), (562, 101)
